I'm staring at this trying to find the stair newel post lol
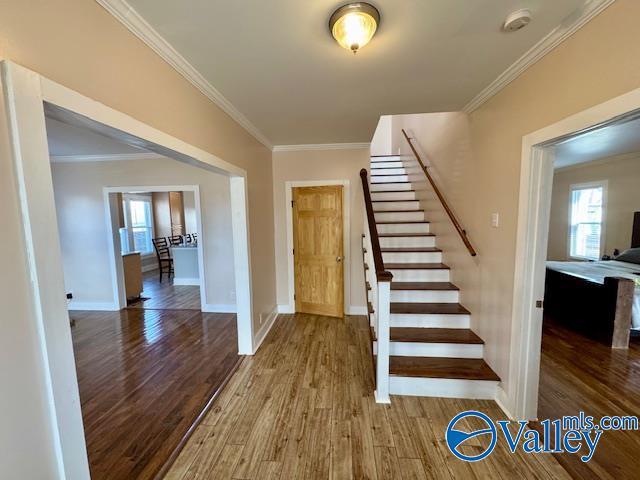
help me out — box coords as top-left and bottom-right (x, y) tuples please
(375, 275), (392, 404)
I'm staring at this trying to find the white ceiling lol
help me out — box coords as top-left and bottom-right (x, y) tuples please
(554, 116), (640, 169)
(125, 0), (588, 145)
(45, 117), (147, 158)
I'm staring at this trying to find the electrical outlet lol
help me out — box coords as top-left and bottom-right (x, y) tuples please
(230, 290), (236, 301)
(491, 213), (500, 228)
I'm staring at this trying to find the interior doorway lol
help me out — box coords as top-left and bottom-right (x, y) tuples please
(103, 185), (207, 312)
(509, 85), (640, 425)
(2, 61), (254, 479)
(292, 185), (345, 318)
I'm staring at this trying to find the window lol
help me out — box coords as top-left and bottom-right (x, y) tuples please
(120, 195), (154, 255)
(569, 183), (605, 260)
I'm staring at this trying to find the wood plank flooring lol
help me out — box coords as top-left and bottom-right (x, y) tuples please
(70, 308), (238, 480)
(538, 317), (640, 480)
(127, 269), (201, 310)
(167, 313), (568, 479)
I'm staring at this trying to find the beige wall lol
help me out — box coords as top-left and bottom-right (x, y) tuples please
(393, 112), (481, 329)
(272, 148), (370, 311)
(548, 154), (640, 260)
(51, 158), (237, 309)
(465, 0), (640, 397)
(0, 1), (275, 477)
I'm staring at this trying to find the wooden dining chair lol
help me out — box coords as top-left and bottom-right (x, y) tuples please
(168, 235), (184, 246)
(152, 237), (174, 282)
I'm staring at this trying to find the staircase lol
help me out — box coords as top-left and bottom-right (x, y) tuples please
(364, 154), (499, 400)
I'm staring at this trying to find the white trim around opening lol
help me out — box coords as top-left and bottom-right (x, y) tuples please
(1, 60), (256, 479)
(282, 180), (352, 316)
(509, 85), (640, 421)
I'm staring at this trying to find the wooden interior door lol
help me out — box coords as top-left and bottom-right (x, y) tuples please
(293, 185), (344, 318)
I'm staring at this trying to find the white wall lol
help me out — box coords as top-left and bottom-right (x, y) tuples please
(370, 115), (393, 156)
(272, 147), (370, 314)
(51, 157), (237, 310)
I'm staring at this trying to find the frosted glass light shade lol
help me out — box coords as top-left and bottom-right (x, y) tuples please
(330, 3), (380, 54)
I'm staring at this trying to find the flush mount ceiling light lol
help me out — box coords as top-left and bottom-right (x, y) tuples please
(329, 2), (380, 54)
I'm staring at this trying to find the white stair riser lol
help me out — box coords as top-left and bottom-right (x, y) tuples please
(372, 201), (420, 211)
(374, 341), (483, 358)
(390, 313), (470, 329)
(389, 377), (498, 399)
(371, 175), (409, 184)
(375, 211), (424, 222)
(371, 191), (416, 201)
(383, 251), (442, 263)
(370, 183), (413, 192)
(379, 236), (435, 248)
(376, 223), (430, 234)
(371, 155), (401, 162)
(371, 168), (406, 175)
(370, 161), (404, 168)
(390, 289), (459, 303)
(388, 268), (450, 282)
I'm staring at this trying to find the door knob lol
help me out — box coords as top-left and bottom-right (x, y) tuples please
(336, 256), (343, 262)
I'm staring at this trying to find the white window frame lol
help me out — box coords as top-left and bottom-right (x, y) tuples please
(567, 180), (607, 261)
(120, 193), (155, 256)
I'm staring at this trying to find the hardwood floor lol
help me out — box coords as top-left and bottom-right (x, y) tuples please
(127, 269), (201, 310)
(538, 317), (640, 480)
(167, 313), (568, 479)
(70, 308), (238, 480)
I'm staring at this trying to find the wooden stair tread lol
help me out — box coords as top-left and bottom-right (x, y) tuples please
(381, 247), (441, 253)
(379, 233), (435, 237)
(388, 357), (500, 381)
(371, 155), (401, 158)
(371, 166), (404, 170)
(390, 327), (483, 344)
(372, 200), (417, 203)
(371, 181), (411, 184)
(386, 263), (449, 270)
(371, 173), (409, 177)
(368, 302), (374, 314)
(390, 303), (470, 315)
(376, 220), (430, 224)
(391, 282), (458, 291)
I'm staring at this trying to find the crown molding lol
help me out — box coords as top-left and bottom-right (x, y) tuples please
(50, 152), (162, 163)
(463, 0), (616, 113)
(272, 142), (371, 152)
(94, 0), (273, 149)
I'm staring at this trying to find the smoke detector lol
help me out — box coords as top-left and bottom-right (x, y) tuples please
(503, 9), (532, 32)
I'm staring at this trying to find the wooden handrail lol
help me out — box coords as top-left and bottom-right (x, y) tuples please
(402, 129), (477, 256)
(360, 169), (393, 281)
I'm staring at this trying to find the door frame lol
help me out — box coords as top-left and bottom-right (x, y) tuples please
(1, 60), (255, 479)
(508, 85), (640, 421)
(283, 180), (351, 315)
(103, 185), (209, 312)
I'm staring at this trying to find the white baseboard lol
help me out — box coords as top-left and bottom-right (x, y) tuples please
(253, 306), (279, 353)
(172, 278), (200, 286)
(277, 304), (294, 314)
(347, 306), (368, 315)
(494, 385), (517, 420)
(68, 301), (120, 311)
(202, 303), (237, 313)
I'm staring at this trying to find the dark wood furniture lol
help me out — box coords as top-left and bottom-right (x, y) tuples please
(152, 237), (174, 282)
(544, 270), (634, 348)
(543, 211), (640, 348)
(168, 235), (184, 246)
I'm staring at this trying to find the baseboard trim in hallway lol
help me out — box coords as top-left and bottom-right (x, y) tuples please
(155, 355), (245, 480)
